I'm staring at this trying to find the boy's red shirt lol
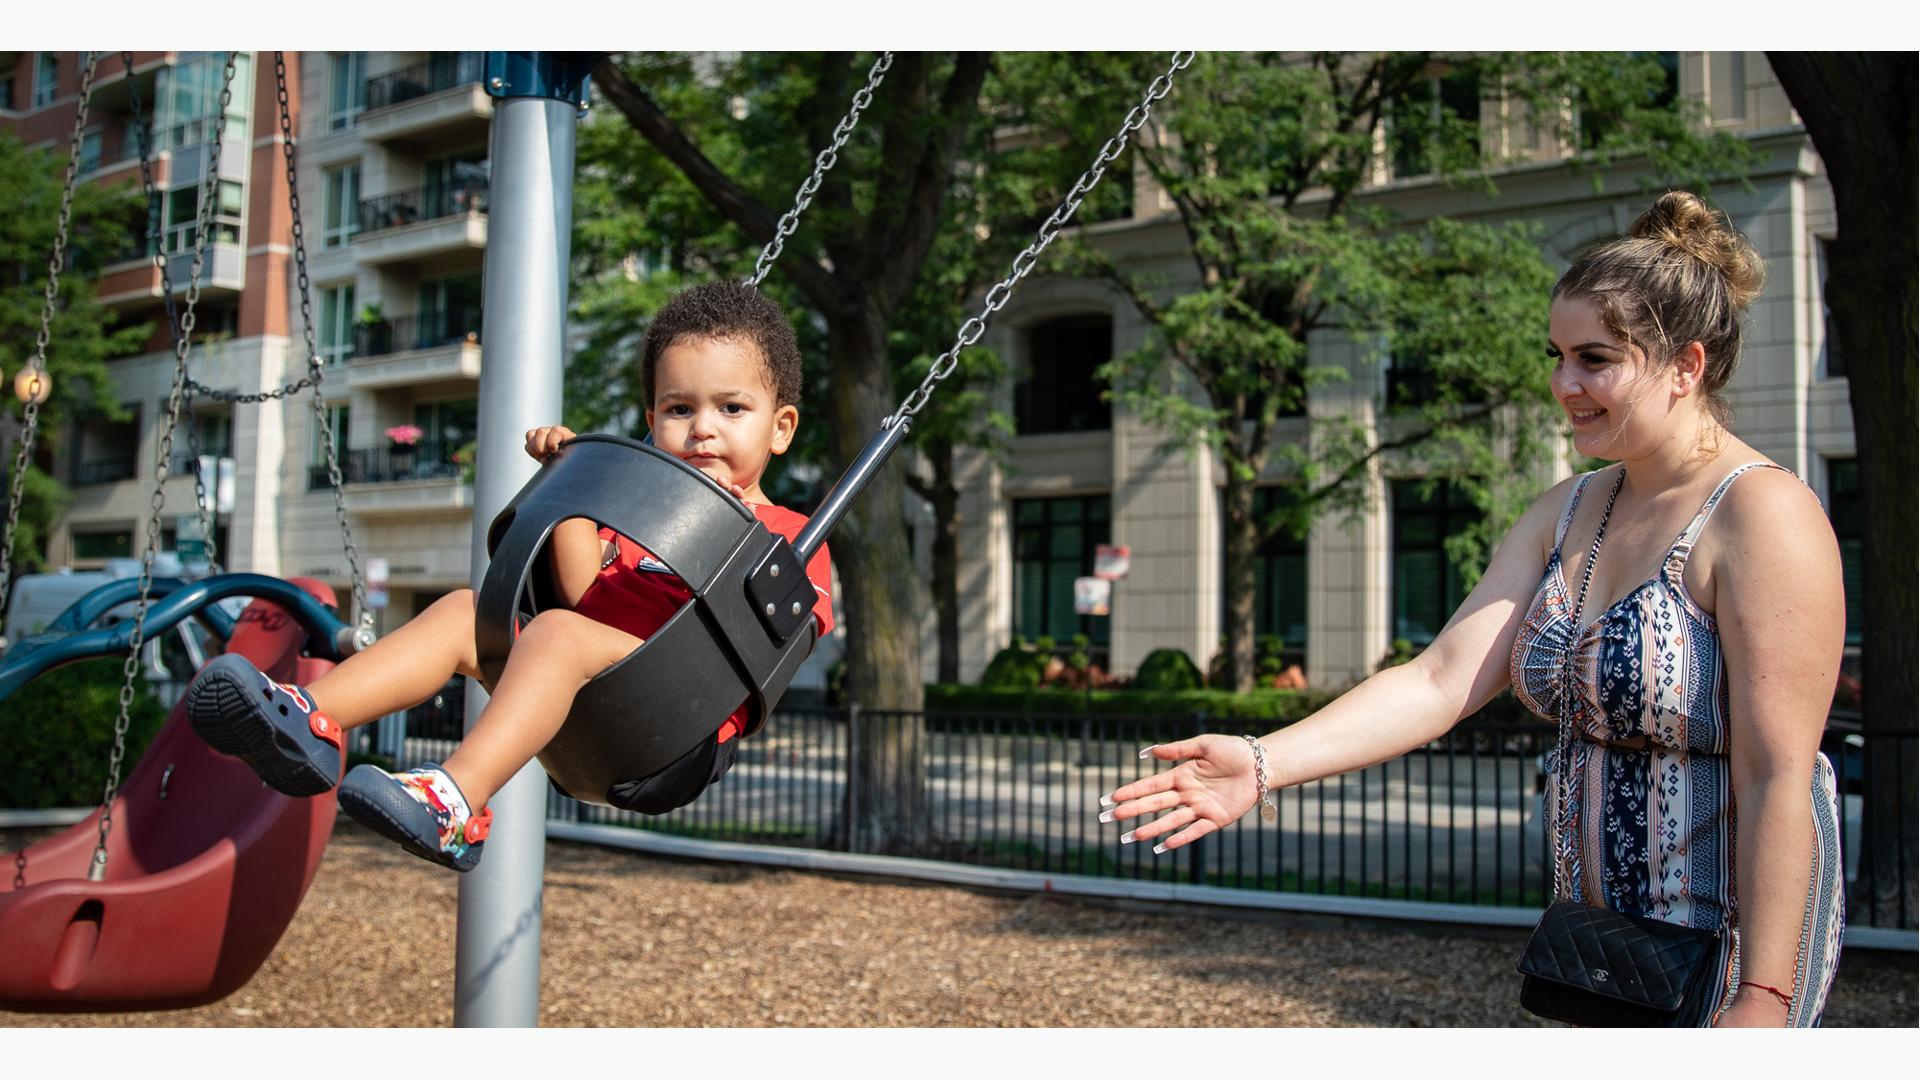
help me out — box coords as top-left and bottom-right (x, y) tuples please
(571, 502), (833, 743)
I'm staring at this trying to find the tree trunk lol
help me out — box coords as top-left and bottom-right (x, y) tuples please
(827, 304), (930, 855)
(1767, 52), (1918, 927)
(1221, 469), (1259, 693)
(927, 437), (962, 685)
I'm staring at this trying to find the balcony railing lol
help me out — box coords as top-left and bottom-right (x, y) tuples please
(353, 307), (484, 359)
(309, 440), (466, 490)
(75, 458), (137, 485)
(355, 180), (489, 238)
(364, 53), (485, 112)
(169, 448), (232, 475)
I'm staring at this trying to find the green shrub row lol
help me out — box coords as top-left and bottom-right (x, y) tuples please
(0, 658), (167, 808)
(925, 682), (1541, 726)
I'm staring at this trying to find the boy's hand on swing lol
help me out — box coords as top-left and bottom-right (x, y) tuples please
(524, 425), (576, 462)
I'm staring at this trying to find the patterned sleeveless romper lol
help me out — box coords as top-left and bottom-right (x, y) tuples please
(1509, 462), (1846, 1026)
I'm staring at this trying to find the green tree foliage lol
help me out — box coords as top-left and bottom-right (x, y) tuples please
(1, 130), (151, 575)
(1017, 52), (1750, 690)
(586, 52), (995, 853)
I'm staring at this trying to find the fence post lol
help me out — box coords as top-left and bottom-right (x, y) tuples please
(846, 701), (861, 856)
(1188, 711), (1208, 887)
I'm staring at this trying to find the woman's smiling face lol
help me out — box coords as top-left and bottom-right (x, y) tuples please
(1547, 295), (1664, 460)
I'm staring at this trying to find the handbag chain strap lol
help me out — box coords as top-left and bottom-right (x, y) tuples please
(1551, 468), (1626, 902)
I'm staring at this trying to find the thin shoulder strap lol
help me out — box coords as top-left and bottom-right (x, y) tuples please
(1664, 461), (1797, 582)
(1552, 470), (1599, 556)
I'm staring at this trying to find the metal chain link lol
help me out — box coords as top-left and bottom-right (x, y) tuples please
(0, 52), (100, 627)
(92, 51), (240, 881)
(743, 52), (894, 289)
(1549, 469), (1624, 902)
(889, 51), (1194, 427)
(277, 52), (373, 644)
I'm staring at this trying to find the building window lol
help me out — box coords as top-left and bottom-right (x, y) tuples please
(72, 527), (135, 562)
(1013, 494), (1111, 648)
(423, 151), (489, 218)
(79, 128), (103, 174)
(156, 51), (252, 151)
(412, 398), (479, 453)
(1251, 486), (1309, 660)
(1, 75), (15, 111)
(1390, 68), (1480, 179)
(1391, 479), (1476, 647)
(73, 407), (141, 486)
(319, 284), (356, 366)
(1817, 237), (1845, 379)
(1016, 316), (1112, 435)
(329, 52), (366, 131)
(34, 53), (59, 108)
(311, 404), (350, 479)
(163, 180), (244, 253)
(324, 164), (361, 247)
(1828, 458), (1861, 648)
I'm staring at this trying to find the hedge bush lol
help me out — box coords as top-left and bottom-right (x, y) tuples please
(926, 683), (1541, 726)
(979, 644), (1047, 690)
(1133, 647), (1203, 692)
(0, 658), (168, 808)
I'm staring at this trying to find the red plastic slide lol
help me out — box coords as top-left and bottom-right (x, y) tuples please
(0, 579), (343, 1012)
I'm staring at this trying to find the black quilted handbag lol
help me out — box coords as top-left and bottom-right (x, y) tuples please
(1517, 900), (1723, 1026)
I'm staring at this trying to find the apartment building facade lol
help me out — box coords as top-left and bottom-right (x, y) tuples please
(2, 50), (306, 581)
(8, 52), (1862, 696)
(278, 51), (492, 628)
(954, 52), (1861, 690)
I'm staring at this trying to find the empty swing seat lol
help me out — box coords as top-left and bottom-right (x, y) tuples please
(0, 579), (345, 1013)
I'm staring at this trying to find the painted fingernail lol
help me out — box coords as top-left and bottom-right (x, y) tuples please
(1120, 831), (1136, 845)
(1152, 843), (1167, 855)
(1137, 745), (1158, 759)
(1098, 809), (1115, 824)
(1099, 794), (1116, 808)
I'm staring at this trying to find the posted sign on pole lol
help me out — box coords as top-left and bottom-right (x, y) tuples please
(1073, 576), (1112, 616)
(1093, 544), (1131, 580)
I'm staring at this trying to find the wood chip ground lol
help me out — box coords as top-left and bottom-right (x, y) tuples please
(3, 822), (1913, 1028)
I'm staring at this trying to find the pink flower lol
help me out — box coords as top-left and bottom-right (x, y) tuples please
(385, 424), (424, 446)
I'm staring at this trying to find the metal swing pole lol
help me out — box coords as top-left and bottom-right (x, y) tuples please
(454, 51), (595, 1029)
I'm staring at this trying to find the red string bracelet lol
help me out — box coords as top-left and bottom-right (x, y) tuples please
(1738, 980), (1794, 1009)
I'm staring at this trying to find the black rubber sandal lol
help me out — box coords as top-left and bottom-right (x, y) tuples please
(185, 653), (344, 796)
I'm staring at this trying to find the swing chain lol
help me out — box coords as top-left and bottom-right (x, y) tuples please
(744, 51), (895, 289)
(0, 52), (100, 623)
(891, 50), (1194, 427)
(276, 52), (374, 647)
(93, 51), (238, 882)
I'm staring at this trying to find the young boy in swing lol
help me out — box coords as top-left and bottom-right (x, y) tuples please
(184, 282), (833, 871)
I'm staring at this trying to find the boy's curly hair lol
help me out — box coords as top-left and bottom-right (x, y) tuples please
(640, 281), (803, 409)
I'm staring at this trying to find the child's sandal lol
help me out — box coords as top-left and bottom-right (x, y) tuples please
(337, 763), (492, 872)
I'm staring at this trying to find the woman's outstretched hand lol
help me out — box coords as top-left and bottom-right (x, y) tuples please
(1098, 735), (1265, 853)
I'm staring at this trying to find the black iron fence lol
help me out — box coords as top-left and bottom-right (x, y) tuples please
(370, 701), (1916, 929)
(356, 179), (489, 238)
(307, 440), (465, 489)
(75, 458), (136, 485)
(353, 307), (484, 358)
(364, 52), (485, 112)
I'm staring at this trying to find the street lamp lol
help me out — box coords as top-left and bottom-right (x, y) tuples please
(13, 367), (52, 406)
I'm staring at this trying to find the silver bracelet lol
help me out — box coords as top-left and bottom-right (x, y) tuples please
(1241, 734), (1277, 823)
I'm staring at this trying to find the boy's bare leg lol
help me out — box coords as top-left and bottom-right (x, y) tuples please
(304, 588), (484, 730)
(440, 608), (640, 810)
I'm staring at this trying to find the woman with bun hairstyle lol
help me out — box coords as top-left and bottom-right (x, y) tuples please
(1100, 192), (1846, 1026)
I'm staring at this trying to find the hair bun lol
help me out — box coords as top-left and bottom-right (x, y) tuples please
(1629, 191), (1766, 309)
